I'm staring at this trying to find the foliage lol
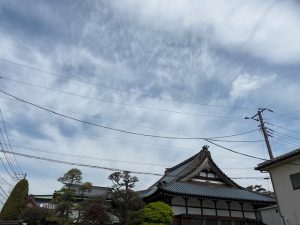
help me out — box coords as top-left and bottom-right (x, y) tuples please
(0, 179), (29, 220)
(109, 171), (138, 191)
(21, 207), (48, 225)
(58, 168), (82, 188)
(109, 171), (141, 225)
(80, 198), (109, 225)
(142, 202), (173, 225)
(128, 210), (145, 225)
(246, 185), (267, 193)
(111, 189), (144, 225)
(53, 168), (84, 223)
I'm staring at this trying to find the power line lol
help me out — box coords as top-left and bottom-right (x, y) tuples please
(0, 149), (269, 180)
(0, 110), (23, 175)
(0, 89), (260, 140)
(0, 76), (245, 120)
(203, 139), (266, 160)
(0, 128), (19, 177)
(0, 59), (255, 110)
(208, 139), (263, 143)
(10, 144), (257, 170)
(270, 124), (300, 135)
(0, 184), (8, 198)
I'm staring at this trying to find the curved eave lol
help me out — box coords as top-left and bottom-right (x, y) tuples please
(161, 189), (276, 205)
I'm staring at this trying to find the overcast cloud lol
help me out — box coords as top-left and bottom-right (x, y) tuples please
(0, 0), (299, 198)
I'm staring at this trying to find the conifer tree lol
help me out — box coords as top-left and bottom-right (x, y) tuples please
(0, 179), (29, 221)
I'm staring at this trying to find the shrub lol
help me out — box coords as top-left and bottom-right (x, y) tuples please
(142, 202), (173, 225)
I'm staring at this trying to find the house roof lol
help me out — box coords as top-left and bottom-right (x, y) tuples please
(256, 148), (300, 171)
(161, 182), (275, 203)
(141, 146), (276, 204)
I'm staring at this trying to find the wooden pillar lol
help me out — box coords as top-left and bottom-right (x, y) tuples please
(185, 198), (188, 214)
(227, 201), (231, 217)
(200, 199), (203, 215)
(214, 200), (218, 216)
(240, 202), (245, 219)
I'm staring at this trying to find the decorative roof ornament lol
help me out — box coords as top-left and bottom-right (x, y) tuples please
(202, 145), (209, 151)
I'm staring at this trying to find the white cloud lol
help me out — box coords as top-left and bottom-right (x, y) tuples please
(113, 0), (300, 64)
(230, 73), (276, 99)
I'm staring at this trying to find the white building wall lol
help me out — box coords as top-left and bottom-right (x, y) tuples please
(260, 206), (284, 225)
(268, 157), (300, 225)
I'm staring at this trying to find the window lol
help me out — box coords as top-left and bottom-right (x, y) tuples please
(290, 172), (300, 189)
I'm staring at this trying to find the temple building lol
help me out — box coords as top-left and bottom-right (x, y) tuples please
(141, 146), (276, 225)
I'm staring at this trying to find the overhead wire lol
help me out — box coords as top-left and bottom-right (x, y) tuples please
(0, 59), (255, 110)
(0, 109), (23, 175)
(0, 127), (19, 177)
(0, 76), (245, 120)
(0, 149), (269, 180)
(0, 89), (260, 140)
(0, 95), (251, 141)
(10, 144), (258, 169)
(271, 124), (300, 135)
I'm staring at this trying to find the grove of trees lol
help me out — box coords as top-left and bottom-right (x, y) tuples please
(0, 169), (174, 225)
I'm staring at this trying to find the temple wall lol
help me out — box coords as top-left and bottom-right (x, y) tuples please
(171, 197), (256, 220)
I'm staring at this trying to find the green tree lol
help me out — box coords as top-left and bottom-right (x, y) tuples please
(0, 179), (29, 221)
(109, 171), (143, 225)
(246, 185), (267, 193)
(109, 171), (138, 192)
(53, 168), (83, 224)
(142, 202), (173, 225)
(75, 182), (93, 224)
(58, 168), (82, 188)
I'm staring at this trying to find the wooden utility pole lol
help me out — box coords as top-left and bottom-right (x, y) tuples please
(245, 108), (274, 159)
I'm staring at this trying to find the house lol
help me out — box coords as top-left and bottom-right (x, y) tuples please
(258, 205), (284, 225)
(141, 145), (275, 225)
(256, 148), (300, 225)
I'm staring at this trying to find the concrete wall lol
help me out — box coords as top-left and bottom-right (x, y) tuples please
(268, 157), (300, 225)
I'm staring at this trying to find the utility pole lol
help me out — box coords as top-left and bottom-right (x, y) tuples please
(245, 108), (274, 159)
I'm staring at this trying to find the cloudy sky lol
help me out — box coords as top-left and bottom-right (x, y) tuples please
(0, 0), (300, 199)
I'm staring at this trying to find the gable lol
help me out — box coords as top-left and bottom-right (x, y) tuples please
(177, 151), (240, 188)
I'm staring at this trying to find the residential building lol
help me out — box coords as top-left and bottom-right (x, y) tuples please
(256, 148), (300, 225)
(259, 205), (284, 225)
(141, 145), (275, 225)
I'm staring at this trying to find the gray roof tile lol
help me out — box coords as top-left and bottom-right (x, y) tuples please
(162, 182), (275, 203)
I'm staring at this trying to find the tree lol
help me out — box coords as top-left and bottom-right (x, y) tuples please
(142, 202), (173, 225)
(80, 198), (109, 225)
(246, 185), (267, 193)
(109, 171), (138, 192)
(109, 171), (142, 225)
(21, 207), (48, 225)
(58, 168), (82, 188)
(53, 168), (83, 224)
(75, 182), (93, 224)
(0, 179), (29, 221)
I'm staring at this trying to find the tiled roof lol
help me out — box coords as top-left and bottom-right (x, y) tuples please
(256, 148), (300, 170)
(162, 182), (275, 203)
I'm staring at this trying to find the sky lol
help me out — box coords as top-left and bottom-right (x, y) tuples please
(0, 0), (300, 199)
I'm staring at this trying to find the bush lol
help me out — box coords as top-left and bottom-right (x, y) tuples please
(142, 202), (173, 225)
(21, 207), (48, 225)
(0, 179), (29, 220)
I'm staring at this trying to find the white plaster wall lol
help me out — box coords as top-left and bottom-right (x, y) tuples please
(260, 207), (284, 225)
(268, 157), (300, 225)
(172, 197), (185, 206)
(172, 206), (186, 215)
(188, 207), (202, 215)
